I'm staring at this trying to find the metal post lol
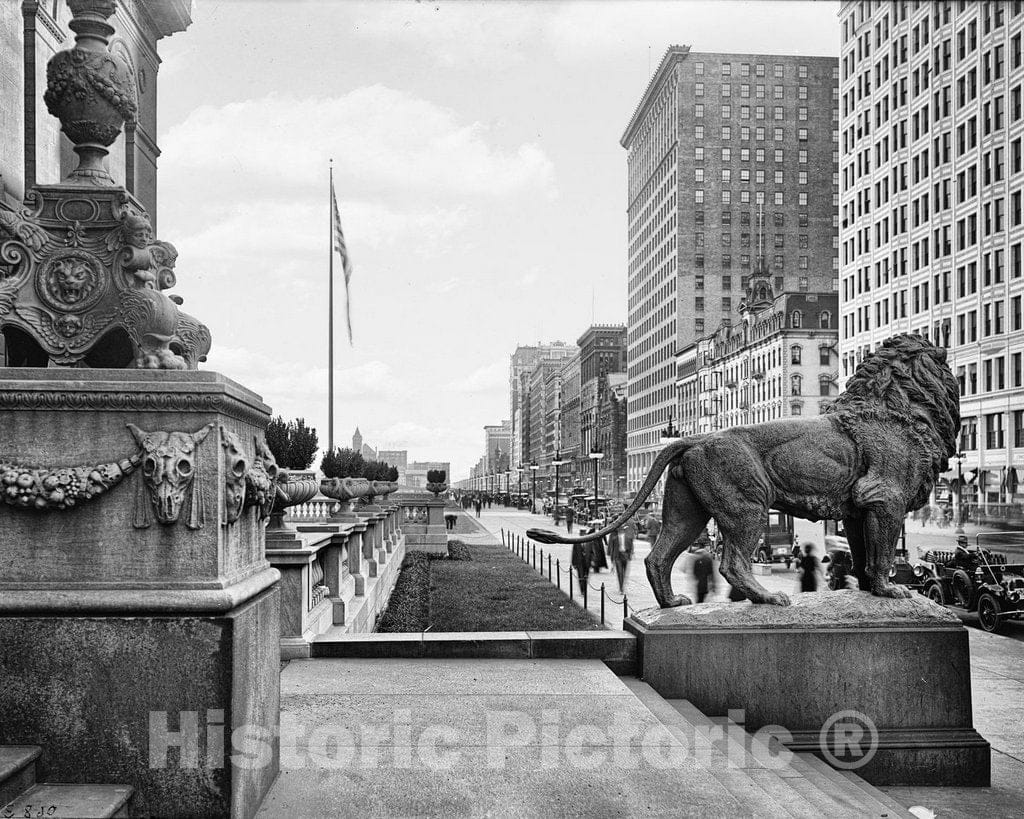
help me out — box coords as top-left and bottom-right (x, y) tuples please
(623, 595), (628, 621)
(557, 558), (561, 589)
(583, 581), (588, 609)
(569, 567), (573, 599)
(548, 553), (552, 580)
(501, 528), (505, 547)
(601, 582), (606, 624)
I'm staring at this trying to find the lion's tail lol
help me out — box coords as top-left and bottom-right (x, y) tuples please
(526, 436), (705, 545)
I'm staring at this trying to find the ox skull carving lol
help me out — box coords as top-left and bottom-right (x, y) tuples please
(127, 422), (213, 528)
(220, 427), (249, 526)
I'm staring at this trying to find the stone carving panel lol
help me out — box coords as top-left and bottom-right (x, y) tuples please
(244, 437), (278, 521)
(1, 454), (140, 511)
(127, 422), (213, 529)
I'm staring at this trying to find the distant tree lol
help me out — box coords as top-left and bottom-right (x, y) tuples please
(265, 416), (320, 469)
(387, 465), (399, 481)
(321, 447), (364, 478)
(362, 460), (393, 481)
(427, 469), (447, 484)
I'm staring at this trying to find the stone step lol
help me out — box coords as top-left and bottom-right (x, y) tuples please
(667, 699), (909, 817)
(1, 783), (132, 818)
(0, 746), (40, 809)
(621, 678), (791, 818)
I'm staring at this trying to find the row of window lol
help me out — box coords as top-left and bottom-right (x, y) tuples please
(696, 168), (816, 185)
(694, 104), (837, 126)
(959, 409), (1024, 452)
(696, 189), (836, 208)
(694, 254), (817, 272)
(696, 123), (840, 145)
(695, 83), (819, 100)
(695, 233), (815, 249)
(695, 61), (828, 80)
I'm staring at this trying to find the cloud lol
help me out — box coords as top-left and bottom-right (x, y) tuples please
(160, 85), (556, 201)
(169, 199), (469, 264)
(448, 360), (508, 394)
(206, 346), (403, 410)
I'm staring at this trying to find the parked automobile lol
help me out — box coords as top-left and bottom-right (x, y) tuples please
(915, 540), (1024, 633)
(753, 511), (796, 566)
(823, 544), (853, 590)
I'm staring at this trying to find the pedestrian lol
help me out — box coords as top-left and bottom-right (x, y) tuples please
(920, 505), (931, 528)
(572, 535), (590, 589)
(646, 515), (662, 544)
(473, 497), (482, 518)
(691, 532), (715, 603)
(588, 519), (609, 573)
(610, 518), (636, 592)
(799, 542), (820, 592)
(565, 505), (575, 533)
(445, 511), (457, 531)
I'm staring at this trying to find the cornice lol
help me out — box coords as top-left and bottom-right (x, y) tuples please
(620, 45), (690, 149)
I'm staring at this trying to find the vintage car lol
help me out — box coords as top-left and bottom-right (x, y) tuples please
(915, 543), (1024, 633)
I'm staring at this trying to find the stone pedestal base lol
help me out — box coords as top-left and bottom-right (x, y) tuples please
(0, 588), (281, 818)
(625, 592), (990, 786)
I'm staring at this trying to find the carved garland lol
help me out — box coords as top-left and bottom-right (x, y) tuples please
(0, 454), (140, 510)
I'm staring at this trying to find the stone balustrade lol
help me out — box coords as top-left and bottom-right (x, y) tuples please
(265, 499), (406, 658)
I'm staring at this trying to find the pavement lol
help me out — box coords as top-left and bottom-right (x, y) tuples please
(462, 505), (1024, 815)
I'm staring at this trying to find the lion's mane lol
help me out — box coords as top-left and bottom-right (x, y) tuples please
(824, 334), (961, 481)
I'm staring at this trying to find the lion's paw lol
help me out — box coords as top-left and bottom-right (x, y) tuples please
(765, 591), (791, 606)
(873, 583), (913, 599)
(663, 594), (693, 608)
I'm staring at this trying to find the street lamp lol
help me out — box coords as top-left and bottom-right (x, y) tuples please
(954, 451), (966, 534)
(589, 446), (604, 522)
(516, 464), (524, 509)
(529, 460), (539, 515)
(552, 449), (565, 521)
(660, 412), (682, 443)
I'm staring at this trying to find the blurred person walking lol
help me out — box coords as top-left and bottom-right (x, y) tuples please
(799, 543), (820, 592)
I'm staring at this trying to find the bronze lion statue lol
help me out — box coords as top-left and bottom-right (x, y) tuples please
(529, 334), (960, 606)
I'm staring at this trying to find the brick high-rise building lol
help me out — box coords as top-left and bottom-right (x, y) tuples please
(620, 45), (839, 492)
(840, 1), (1024, 519)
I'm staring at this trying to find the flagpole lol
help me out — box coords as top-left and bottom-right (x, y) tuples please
(328, 159), (334, 453)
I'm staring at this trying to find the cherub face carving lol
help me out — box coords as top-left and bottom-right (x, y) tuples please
(221, 427), (248, 525)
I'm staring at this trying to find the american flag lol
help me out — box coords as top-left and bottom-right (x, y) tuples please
(331, 179), (353, 344)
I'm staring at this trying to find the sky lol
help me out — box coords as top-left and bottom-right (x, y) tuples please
(155, 0), (839, 481)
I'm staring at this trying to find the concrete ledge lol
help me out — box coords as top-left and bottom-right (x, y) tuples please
(311, 629), (637, 672)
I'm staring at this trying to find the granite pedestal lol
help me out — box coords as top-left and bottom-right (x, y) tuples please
(0, 370), (281, 818)
(625, 592), (990, 786)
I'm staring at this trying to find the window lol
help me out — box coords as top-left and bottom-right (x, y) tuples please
(695, 146), (704, 161)
(695, 168), (705, 183)
(798, 64), (807, 79)
(774, 106), (784, 120)
(695, 125), (704, 139)
(695, 190), (704, 203)
(819, 311), (831, 329)
(695, 61), (705, 75)
(819, 345), (830, 365)
(773, 64), (783, 78)
(791, 403), (803, 416)
(721, 104), (732, 118)
(791, 310), (802, 328)
(819, 377), (832, 397)
(695, 82), (705, 96)
(986, 412), (1005, 449)
(695, 104), (705, 118)
(721, 125), (731, 139)
(722, 147), (731, 161)
(721, 83), (731, 97)
(791, 374), (802, 396)
(791, 344), (802, 364)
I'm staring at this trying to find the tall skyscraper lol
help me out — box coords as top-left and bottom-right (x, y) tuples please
(621, 45), (839, 492)
(840, 1), (1024, 515)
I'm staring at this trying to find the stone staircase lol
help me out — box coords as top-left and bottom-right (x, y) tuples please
(0, 746), (132, 818)
(623, 678), (911, 818)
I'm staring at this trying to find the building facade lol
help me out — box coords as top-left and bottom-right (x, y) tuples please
(840, 0), (1024, 515)
(620, 45), (840, 492)
(557, 352), (582, 490)
(509, 343), (576, 466)
(683, 284), (839, 437)
(483, 421), (511, 476)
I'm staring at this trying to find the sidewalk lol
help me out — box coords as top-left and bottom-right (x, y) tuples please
(474, 506), (797, 629)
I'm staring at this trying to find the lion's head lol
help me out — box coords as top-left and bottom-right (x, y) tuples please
(825, 333), (960, 474)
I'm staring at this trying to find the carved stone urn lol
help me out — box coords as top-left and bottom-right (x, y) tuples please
(370, 480), (391, 503)
(320, 476), (369, 516)
(267, 472), (320, 535)
(426, 481), (449, 498)
(43, 0), (138, 186)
